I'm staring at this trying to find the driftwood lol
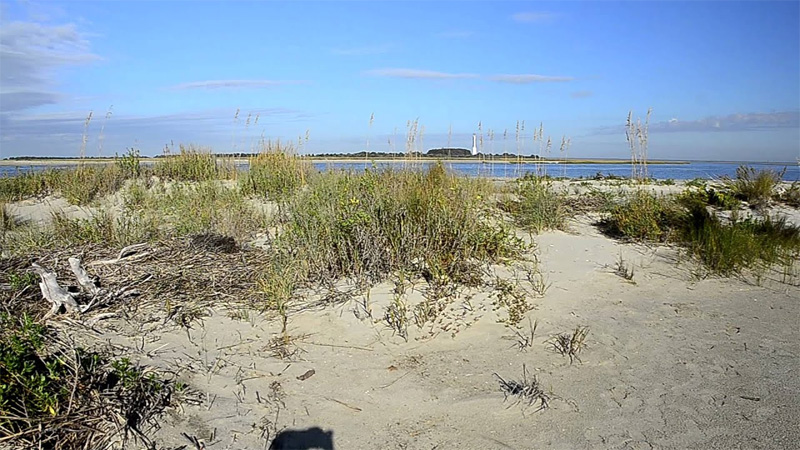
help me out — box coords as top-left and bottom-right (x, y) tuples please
(89, 243), (151, 266)
(33, 251), (143, 319)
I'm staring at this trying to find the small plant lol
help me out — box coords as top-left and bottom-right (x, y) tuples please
(8, 270), (38, 291)
(614, 252), (636, 283)
(626, 108), (652, 182)
(492, 277), (531, 327)
(115, 147), (142, 178)
(509, 317), (538, 351)
(384, 295), (409, 341)
(548, 326), (589, 364)
(493, 364), (550, 413)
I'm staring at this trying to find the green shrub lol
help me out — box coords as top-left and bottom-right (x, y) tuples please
(0, 313), (179, 448)
(605, 190), (678, 241)
(507, 176), (568, 233)
(678, 186), (740, 210)
(266, 164), (523, 289)
(239, 142), (312, 199)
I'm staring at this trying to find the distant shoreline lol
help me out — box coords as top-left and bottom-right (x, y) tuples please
(1, 157), (693, 166)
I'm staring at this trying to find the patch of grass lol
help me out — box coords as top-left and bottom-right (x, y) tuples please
(722, 165), (785, 209)
(0, 313), (180, 449)
(548, 326), (589, 364)
(269, 163), (522, 286)
(239, 141), (313, 200)
(153, 145), (236, 181)
(679, 201), (800, 277)
(504, 175), (568, 233)
(604, 190), (679, 241)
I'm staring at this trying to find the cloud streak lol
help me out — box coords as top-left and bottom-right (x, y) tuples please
(488, 74), (575, 84)
(364, 68), (479, 80)
(169, 80), (307, 90)
(591, 111), (800, 135)
(365, 69), (575, 84)
(0, 19), (100, 111)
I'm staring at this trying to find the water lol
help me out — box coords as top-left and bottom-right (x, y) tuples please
(2, 160), (798, 181)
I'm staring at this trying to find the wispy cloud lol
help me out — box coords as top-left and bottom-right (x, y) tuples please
(169, 79), (307, 90)
(511, 12), (557, 23)
(0, 19), (100, 111)
(591, 111), (800, 135)
(650, 112), (800, 133)
(364, 68), (479, 80)
(488, 74), (574, 84)
(571, 90), (593, 99)
(331, 44), (393, 56)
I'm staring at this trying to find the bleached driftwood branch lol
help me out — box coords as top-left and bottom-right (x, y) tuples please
(89, 243), (150, 266)
(32, 263), (81, 318)
(33, 256), (141, 320)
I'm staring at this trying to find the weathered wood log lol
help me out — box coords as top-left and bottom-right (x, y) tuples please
(89, 243), (150, 266)
(32, 263), (80, 318)
(68, 257), (100, 296)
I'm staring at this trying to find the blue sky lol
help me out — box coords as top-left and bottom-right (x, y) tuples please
(1, 0), (798, 161)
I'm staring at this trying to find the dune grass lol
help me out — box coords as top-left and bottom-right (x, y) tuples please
(262, 163), (523, 293)
(605, 189), (800, 279)
(722, 165), (785, 209)
(153, 145), (237, 181)
(504, 175), (568, 233)
(238, 141), (312, 199)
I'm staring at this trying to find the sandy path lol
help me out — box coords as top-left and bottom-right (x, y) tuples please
(64, 214), (789, 450)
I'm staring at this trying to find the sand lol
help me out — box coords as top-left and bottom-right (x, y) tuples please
(3, 181), (799, 450)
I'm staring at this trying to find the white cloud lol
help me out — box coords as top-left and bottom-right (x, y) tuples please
(0, 19), (100, 111)
(592, 111), (800, 135)
(169, 80), (307, 90)
(364, 68), (479, 80)
(511, 12), (557, 23)
(488, 74), (574, 84)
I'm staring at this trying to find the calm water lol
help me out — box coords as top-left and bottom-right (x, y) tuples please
(2, 161), (799, 181)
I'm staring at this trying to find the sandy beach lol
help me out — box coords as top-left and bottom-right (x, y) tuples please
(2, 173), (798, 450)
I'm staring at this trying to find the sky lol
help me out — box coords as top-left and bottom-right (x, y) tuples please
(0, 0), (798, 161)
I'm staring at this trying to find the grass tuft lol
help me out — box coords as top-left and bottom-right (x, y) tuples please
(722, 165), (784, 209)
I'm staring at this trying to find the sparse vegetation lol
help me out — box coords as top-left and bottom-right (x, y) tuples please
(493, 364), (550, 413)
(548, 326), (589, 364)
(0, 313), (180, 449)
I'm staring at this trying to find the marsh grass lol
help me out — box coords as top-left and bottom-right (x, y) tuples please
(605, 190), (800, 280)
(680, 201), (800, 277)
(722, 165), (785, 209)
(239, 141), (312, 200)
(269, 163), (521, 285)
(153, 145), (236, 181)
(503, 175), (568, 233)
(604, 190), (679, 241)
